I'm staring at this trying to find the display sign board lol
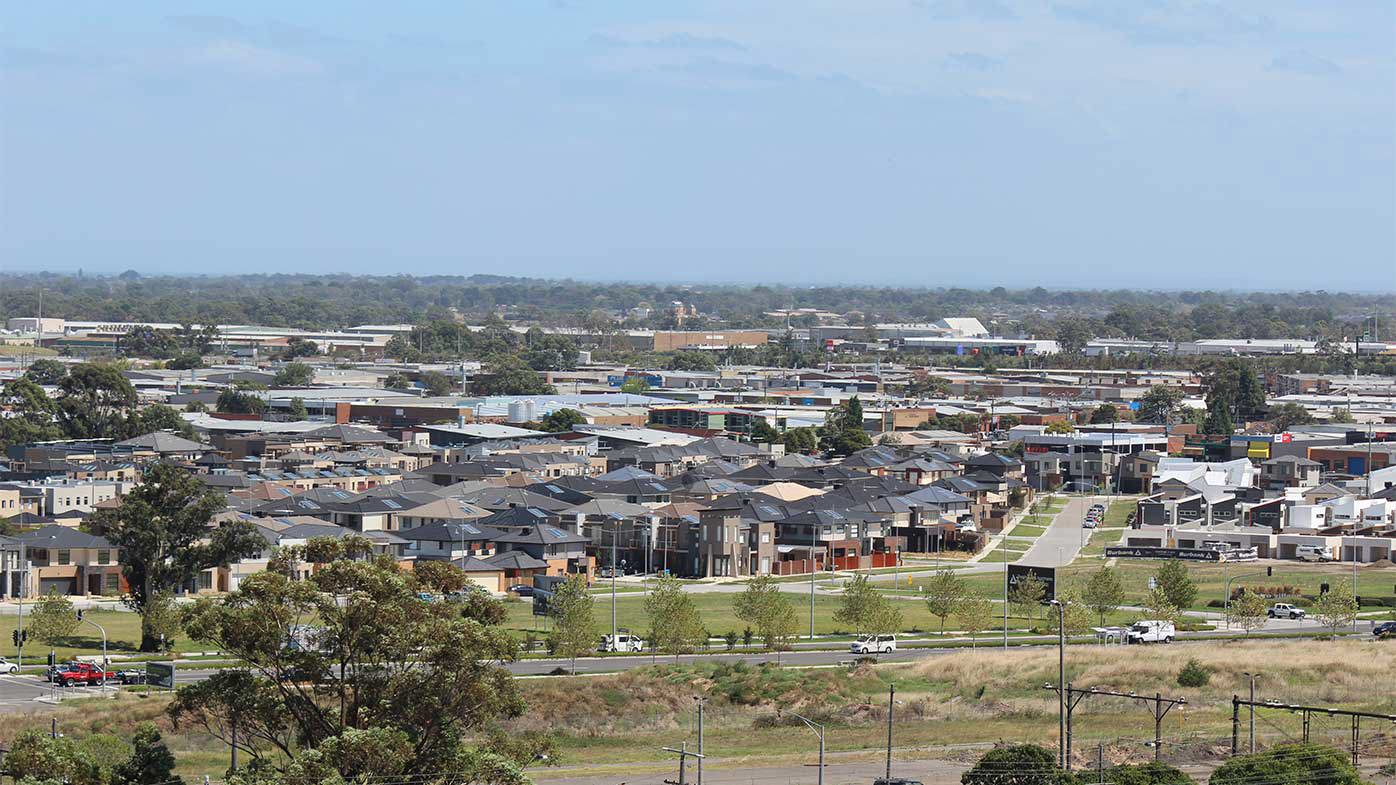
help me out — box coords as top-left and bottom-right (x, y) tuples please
(532, 575), (566, 617)
(146, 662), (176, 689)
(1007, 564), (1056, 602)
(1105, 546), (1222, 562)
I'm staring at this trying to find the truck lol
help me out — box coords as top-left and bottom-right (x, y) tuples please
(1295, 545), (1332, 562)
(1267, 603), (1306, 620)
(1125, 620), (1175, 644)
(56, 662), (116, 687)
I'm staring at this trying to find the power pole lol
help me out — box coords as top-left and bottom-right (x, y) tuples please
(694, 696), (705, 785)
(1229, 697), (1393, 765)
(885, 683), (896, 781)
(662, 742), (704, 785)
(1044, 685), (1185, 765)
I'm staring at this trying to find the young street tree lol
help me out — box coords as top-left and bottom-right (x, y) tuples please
(1312, 579), (1359, 637)
(923, 569), (967, 636)
(26, 589), (79, 649)
(1227, 589), (1268, 636)
(1009, 574), (1047, 621)
(733, 575), (799, 651)
(1083, 566), (1126, 626)
(175, 537), (549, 784)
(835, 574), (900, 635)
(1050, 588), (1093, 638)
(958, 591), (995, 647)
(88, 462), (265, 651)
(1142, 587), (1180, 623)
(547, 573), (595, 673)
(1154, 560), (1197, 612)
(645, 574), (707, 661)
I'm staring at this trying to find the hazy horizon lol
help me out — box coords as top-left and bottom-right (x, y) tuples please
(4, 3), (1393, 291)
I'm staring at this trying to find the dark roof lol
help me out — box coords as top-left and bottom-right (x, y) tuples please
(398, 521), (504, 543)
(14, 524), (112, 549)
(967, 452), (1022, 468)
(494, 524), (589, 546)
(299, 424), (397, 444)
(113, 432), (206, 453)
(483, 550), (549, 570)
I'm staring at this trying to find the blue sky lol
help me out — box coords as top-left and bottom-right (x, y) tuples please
(3, 2), (1392, 290)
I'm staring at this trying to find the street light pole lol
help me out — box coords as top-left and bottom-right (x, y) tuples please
(1051, 599), (1066, 768)
(809, 522), (817, 641)
(694, 696), (705, 785)
(790, 713), (826, 785)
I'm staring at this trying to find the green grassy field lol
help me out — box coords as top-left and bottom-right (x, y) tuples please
(0, 609), (203, 664)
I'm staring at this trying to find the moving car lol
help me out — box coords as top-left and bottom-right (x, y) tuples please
(1371, 621), (1395, 640)
(1268, 603), (1306, 620)
(507, 584), (534, 597)
(0, 657), (17, 675)
(45, 663), (75, 683)
(851, 634), (897, 654)
(1125, 620), (1175, 644)
(598, 633), (646, 653)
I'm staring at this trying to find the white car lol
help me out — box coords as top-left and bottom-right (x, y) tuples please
(1268, 603), (1306, 620)
(851, 634), (897, 654)
(1125, 620), (1175, 644)
(1295, 546), (1333, 562)
(598, 633), (646, 653)
(0, 657), (16, 674)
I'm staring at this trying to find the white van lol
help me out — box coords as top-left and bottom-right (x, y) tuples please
(1296, 545), (1332, 562)
(1125, 620), (1175, 644)
(851, 634), (897, 654)
(598, 633), (646, 653)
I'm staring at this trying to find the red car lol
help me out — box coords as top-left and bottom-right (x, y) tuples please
(56, 662), (116, 687)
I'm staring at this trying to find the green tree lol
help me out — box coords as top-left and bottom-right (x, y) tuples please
(923, 569), (967, 636)
(1009, 574), (1047, 620)
(1155, 560), (1197, 611)
(1044, 419), (1076, 434)
(413, 560), (470, 594)
(1083, 566), (1126, 626)
(112, 722), (184, 785)
(383, 372), (412, 390)
(0, 377), (63, 448)
(217, 387), (267, 415)
(834, 574), (899, 634)
(473, 355), (556, 395)
(1141, 587), (1180, 623)
(1267, 402), (1313, 431)
(24, 358), (68, 385)
(1136, 386), (1185, 425)
(539, 408), (587, 433)
(749, 417), (780, 443)
(961, 743), (1073, 785)
(1312, 579), (1358, 636)
(821, 396), (873, 456)
(1208, 743), (1360, 785)
(1226, 588), (1268, 636)
(57, 363), (139, 439)
(619, 377), (650, 394)
(782, 426), (819, 454)
(958, 591), (995, 647)
(907, 373), (951, 398)
(1329, 407), (1355, 424)
(1049, 587), (1093, 637)
(281, 337), (320, 358)
(548, 573), (595, 673)
(88, 462), (264, 651)
(733, 575), (799, 651)
(26, 589), (79, 648)
(4, 728), (104, 785)
(134, 403), (197, 439)
(272, 362), (315, 387)
(645, 574), (707, 661)
(174, 538), (546, 783)
(663, 351), (717, 371)
(1089, 403), (1120, 424)
(287, 396), (309, 421)
(420, 370), (455, 397)
(165, 352), (203, 371)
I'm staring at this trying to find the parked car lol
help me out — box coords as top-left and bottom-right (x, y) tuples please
(55, 662), (116, 687)
(1082, 518), (1098, 529)
(507, 584), (534, 597)
(115, 669), (147, 685)
(850, 634), (897, 654)
(598, 567), (618, 579)
(1373, 621), (1396, 639)
(598, 633), (646, 653)
(1268, 603), (1306, 620)
(0, 657), (17, 675)
(1125, 620), (1175, 644)
(1295, 545), (1333, 562)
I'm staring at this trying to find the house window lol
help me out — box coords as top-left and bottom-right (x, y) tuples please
(760, 533), (770, 544)
(57, 550), (71, 565)
(198, 572), (213, 590)
(104, 574), (120, 594)
(97, 550), (111, 565)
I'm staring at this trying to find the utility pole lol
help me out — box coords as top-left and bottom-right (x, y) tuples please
(662, 742), (704, 785)
(694, 696), (705, 785)
(885, 683), (896, 781)
(1229, 696), (1394, 765)
(1045, 685), (1185, 766)
(791, 713), (826, 785)
(1242, 672), (1261, 754)
(1050, 599), (1066, 768)
(809, 522), (817, 640)
(610, 520), (618, 641)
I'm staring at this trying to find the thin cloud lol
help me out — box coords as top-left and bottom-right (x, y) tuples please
(912, 0), (1016, 22)
(1268, 50), (1341, 78)
(944, 51), (1001, 71)
(590, 32), (747, 52)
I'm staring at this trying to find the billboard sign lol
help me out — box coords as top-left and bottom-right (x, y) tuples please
(146, 662), (176, 689)
(1007, 564), (1056, 602)
(1105, 546), (1222, 562)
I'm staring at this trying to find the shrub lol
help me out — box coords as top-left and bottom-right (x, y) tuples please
(1176, 658), (1210, 688)
(1209, 743), (1361, 785)
(962, 743), (1076, 785)
(1105, 762), (1194, 785)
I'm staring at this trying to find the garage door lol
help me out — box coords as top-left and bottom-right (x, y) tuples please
(38, 577), (75, 596)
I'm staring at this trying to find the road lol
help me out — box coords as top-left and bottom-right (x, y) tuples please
(1018, 494), (1095, 568)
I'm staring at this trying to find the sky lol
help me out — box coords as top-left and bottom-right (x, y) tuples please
(2, 2), (1393, 291)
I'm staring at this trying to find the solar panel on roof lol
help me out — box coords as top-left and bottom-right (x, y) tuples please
(546, 528), (568, 538)
(462, 524), (481, 535)
(545, 485), (563, 493)
(382, 499), (401, 509)
(297, 499), (317, 509)
(333, 491), (351, 499)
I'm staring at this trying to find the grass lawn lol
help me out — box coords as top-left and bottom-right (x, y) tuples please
(0, 609), (203, 663)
